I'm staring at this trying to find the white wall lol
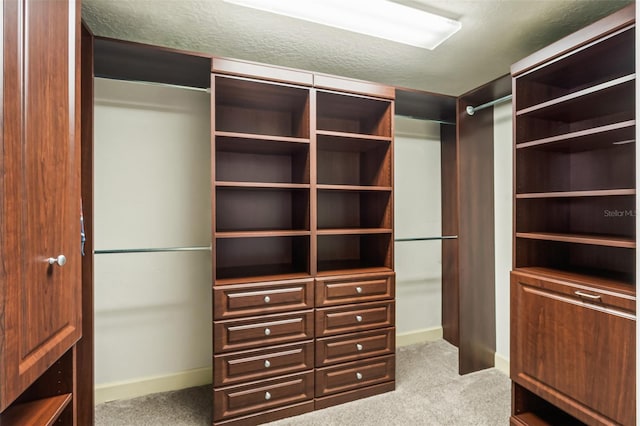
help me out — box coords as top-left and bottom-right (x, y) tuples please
(394, 116), (443, 341)
(93, 78), (212, 401)
(493, 101), (513, 368)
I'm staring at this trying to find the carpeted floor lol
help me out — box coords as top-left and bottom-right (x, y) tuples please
(95, 340), (511, 425)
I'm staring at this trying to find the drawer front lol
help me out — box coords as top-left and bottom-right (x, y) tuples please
(214, 278), (314, 320)
(214, 341), (314, 387)
(213, 371), (314, 422)
(316, 273), (395, 307)
(316, 327), (395, 367)
(214, 311), (314, 353)
(511, 273), (635, 426)
(316, 301), (395, 337)
(315, 355), (395, 397)
(512, 270), (635, 313)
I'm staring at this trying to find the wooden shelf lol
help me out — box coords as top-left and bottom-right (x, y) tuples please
(511, 411), (586, 426)
(317, 184), (392, 192)
(216, 230), (310, 238)
(516, 189), (635, 198)
(317, 228), (392, 235)
(316, 264), (393, 277)
(513, 266), (635, 295)
(516, 120), (635, 151)
(516, 74), (635, 119)
(1, 394), (72, 426)
(215, 131), (310, 145)
(215, 272), (312, 286)
(216, 181), (310, 190)
(516, 232), (635, 248)
(316, 130), (391, 143)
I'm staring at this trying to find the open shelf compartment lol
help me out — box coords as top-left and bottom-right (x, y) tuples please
(515, 25), (635, 111)
(317, 233), (392, 274)
(215, 134), (310, 184)
(215, 235), (310, 282)
(317, 133), (391, 187)
(316, 90), (392, 137)
(515, 142), (635, 193)
(317, 189), (391, 230)
(216, 186), (309, 232)
(214, 75), (310, 138)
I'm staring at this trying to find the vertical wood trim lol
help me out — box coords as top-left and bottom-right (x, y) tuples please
(440, 124), (459, 346)
(309, 89), (317, 277)
(456, 97), (496, 374)
(77, 21), (94, 426)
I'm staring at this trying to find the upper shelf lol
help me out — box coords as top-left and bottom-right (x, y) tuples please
(317, 184), (392, 192)
(516, 120), (635, 151)
(514, 25), (635, 110)
(516, 232), (636, 248)
(316, 90), (392, 137)
(516, 189), (636, 198)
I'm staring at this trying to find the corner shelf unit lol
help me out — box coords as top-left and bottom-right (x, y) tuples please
(510, 5), (636, 426)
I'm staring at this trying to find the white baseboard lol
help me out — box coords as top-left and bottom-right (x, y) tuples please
(96, 328), (444, 404)
(494, 352), (510, 376)
(95, 367), (212, 405)
(396, 326), (443, 347)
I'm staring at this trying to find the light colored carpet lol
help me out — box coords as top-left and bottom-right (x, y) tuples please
(95, 340), (511, 425)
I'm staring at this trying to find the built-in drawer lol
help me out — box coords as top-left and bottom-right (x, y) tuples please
(213, 371), (314, 422)
(214, 341), (314, 387)
(315, 355), (395, 397)
(214, 310), (314, 353)
(315, 272), (394, 307)
(213, 278), (314, 320)
(316, 327), (395, 367)
(512, 269), (635, 313)
(315, 301), (394, 337)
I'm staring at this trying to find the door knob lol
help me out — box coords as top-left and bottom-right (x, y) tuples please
(355, 315), (363, 322)
(47, 255), (66, 266)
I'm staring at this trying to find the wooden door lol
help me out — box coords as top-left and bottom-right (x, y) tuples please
(1, 0), (81, 410)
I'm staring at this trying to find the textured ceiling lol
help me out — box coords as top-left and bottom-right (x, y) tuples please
(82, 0), (634, 96)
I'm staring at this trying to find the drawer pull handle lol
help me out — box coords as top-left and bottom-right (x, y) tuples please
(264, 360), (271, 368)
(355, 286), (363, 294)
(575, 291), (602, 301)
(356, 343), (363, 351)
(264, 328), (271, 336)
(355, 315), (363, 323)
(356, 372), (363, 380)
(265, 391), (271, 400)
(264, 296), (271, 304)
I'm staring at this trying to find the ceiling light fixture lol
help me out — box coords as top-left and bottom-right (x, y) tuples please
(223, 0), (462, 50)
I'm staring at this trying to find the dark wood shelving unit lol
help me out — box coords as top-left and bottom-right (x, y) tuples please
(211, 61), (396, 425)
(510, 5), (635, 425)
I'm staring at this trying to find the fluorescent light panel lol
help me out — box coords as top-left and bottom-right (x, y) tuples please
(223, 0), (461, 50)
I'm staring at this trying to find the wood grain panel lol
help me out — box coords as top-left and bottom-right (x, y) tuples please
(214, 311), (314, 353)
(315, 301), (394, 337)
(315, 327), (395, 367)
(314, 355), (394, 397)
(511, 272), (635, 425)
(213, 341), (313, 387)
(315, 272), (394, 307)
(213, 371), (314, 422)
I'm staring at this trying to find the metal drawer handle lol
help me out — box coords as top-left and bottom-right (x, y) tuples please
(356, 372), (363, 380)
(356, 343), (363, 351)
(264, 296), (271, 304)
(265, 391), (271, 400)
(355, 315), (363, 323)
(575, 290), (602, 301)
(355, 286), (363, 294)
(264, 328), (271, 336)
(264, 360), (271, 368)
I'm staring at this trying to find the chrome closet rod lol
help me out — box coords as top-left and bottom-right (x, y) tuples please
(96, 76), (210, 93)
(394, 236), (458, 242)
(95, 246), (212, 254)
(465, 94), (512, 116)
